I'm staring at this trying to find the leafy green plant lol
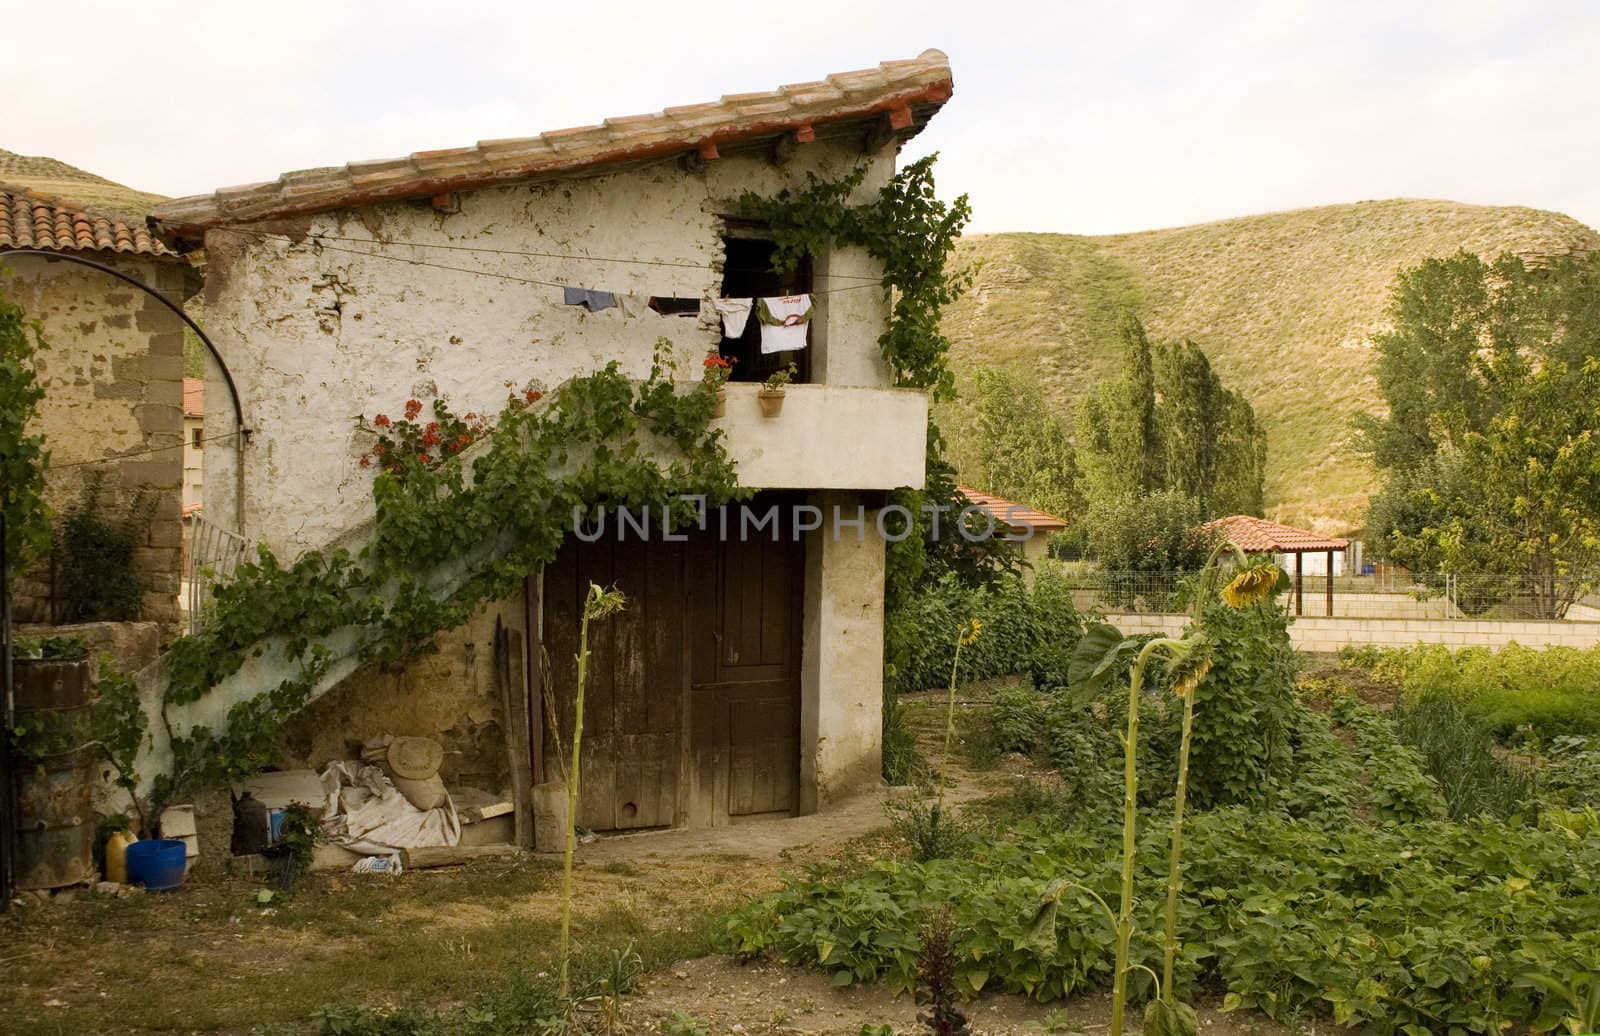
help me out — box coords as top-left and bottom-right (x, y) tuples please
(762, 361), (797, 392)
(56, 471), (154, 622)
(1393, 689), (1533, 820)
(269, 801), (323, 891)
(740, 155), (972, 399)
(882, 692), (926, 785)
(659, 1012), (709, 1036)
(0, 276), (50, 590)
(888, 796), (970, 864)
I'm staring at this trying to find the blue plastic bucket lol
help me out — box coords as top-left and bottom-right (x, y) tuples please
(125, 838), (188, 891)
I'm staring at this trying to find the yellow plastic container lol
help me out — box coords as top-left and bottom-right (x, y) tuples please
(105, 829), (137, 884)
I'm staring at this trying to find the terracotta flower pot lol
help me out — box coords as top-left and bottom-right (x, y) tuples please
(757, 389), (786, 418)
(711, 387), (727, 418)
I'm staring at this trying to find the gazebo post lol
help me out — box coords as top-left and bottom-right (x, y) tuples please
(1294, 552), (1304, 617)
(1326, 549), (1334, 616)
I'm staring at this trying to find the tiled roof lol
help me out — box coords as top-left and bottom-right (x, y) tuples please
(0, 184), (175, 257)
(183, 377), (204, 417)
(151, 50), (954, 235)
(1204, 514), (1349, 554)
(957, 485), (1070, 531)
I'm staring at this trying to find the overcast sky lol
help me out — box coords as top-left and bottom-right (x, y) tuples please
(5, 0), (1596, 235)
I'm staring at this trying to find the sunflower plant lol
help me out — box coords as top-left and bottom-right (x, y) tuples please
(1064, 542), (1284, 1036)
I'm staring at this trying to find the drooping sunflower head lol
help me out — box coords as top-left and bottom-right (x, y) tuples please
(1170, 654), (1214, 698)
(959, 618), (983, 646)
(1220, 564), (1282, 608)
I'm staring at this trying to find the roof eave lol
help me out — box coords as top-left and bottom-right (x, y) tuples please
(149, 59), (953, 238)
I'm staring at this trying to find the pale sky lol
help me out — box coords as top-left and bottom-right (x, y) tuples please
(5, 0), (1597, 235)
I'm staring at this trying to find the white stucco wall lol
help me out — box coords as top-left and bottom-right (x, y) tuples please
(800, 491), (888, 811)
(202, 140), (901, 554)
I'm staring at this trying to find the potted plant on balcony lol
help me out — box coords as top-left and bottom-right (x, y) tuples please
(702, 352), (734, 417)
(757, 363), (797, 418)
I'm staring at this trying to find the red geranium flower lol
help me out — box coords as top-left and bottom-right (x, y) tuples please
(360, 454), (372, 468)
(373, 414), (391, 428)
(524, 388), (543, 404)
(404, 399), (423, 420)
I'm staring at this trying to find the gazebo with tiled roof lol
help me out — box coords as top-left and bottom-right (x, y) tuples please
(1203, 514), (1350, 616)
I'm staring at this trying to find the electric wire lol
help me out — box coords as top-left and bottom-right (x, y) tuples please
(209, 226), (885, 282)
(47, 430), (243, 470)
(206, 226), (891, 297)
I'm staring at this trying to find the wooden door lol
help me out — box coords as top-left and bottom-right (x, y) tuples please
(541, 536), (684, 832)
(687, 505), (805, 824)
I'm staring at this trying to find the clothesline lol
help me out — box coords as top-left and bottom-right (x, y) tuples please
(566, 288), (815, 356)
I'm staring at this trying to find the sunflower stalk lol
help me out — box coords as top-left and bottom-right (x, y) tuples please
(560, 583), (626, 1001)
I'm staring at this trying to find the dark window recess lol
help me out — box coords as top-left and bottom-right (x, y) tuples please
(719, 237), (811, 385)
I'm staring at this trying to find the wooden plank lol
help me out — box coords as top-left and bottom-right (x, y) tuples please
(502, 624), (534, 849)
(399, 844), (521, 869)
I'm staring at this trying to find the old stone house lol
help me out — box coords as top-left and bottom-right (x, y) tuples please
(1, 153), (197, 627)
(148, 52), (955, 834)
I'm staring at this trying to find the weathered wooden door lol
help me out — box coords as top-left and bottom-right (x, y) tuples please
(539, 499), (805, 832)
(687, 506), (804, 825)
(541, 536), (684, 832)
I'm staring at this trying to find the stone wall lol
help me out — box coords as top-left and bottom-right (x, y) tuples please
(1107, 612), (1600, 654)
(9, 253), (193, 626)
(280, 594), (526, 794)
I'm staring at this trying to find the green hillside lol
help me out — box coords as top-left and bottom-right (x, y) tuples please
(940, 199), (1600, 533)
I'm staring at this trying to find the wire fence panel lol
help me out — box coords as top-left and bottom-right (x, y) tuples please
(1063, 569), (1598, 622)
(185, 516), (250, 634)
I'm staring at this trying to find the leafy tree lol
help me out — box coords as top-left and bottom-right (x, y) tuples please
(1078, 317), (1266, 521)
(971, 367), (1083, 520)
(1, 277), (50, 590)
(1083, 490), (1220, 607)
(1360, 252), (1600, 616)
(1077, 316), (1162, 502)
(1154, 340), (1266, 516)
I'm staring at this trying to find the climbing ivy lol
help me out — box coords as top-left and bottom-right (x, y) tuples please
(738, 153), (973, 400)
(150, 344), (739, 812)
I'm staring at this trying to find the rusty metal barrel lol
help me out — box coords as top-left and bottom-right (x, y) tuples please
(12, 656), (97, 889)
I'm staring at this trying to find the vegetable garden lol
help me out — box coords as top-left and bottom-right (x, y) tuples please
(733, 573), (1600, 1035)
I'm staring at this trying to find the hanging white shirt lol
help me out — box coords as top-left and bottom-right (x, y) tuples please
(756, 294), (813, 354)
(714, 298), (754, 338)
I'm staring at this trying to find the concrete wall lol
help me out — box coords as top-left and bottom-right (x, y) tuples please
(8, 253), (191, 625)
(800, 492), (887, 812)
(201, 139), (898, 554)
(1106, 612), (1600, 653)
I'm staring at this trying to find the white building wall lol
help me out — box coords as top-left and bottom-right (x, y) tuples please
(201, 141), (897, 554)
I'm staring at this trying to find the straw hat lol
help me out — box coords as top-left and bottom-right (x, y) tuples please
(386, 736), (444, 780)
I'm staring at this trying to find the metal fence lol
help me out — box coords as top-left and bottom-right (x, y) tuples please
(1062, 568), (1599, 622)
(185, 516), (251, 634)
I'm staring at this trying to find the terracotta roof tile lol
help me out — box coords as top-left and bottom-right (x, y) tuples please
(151, 50), (954, 235)
(1203, 514), (1349, 554)
(956, 485), (1070, 531)
(0, 184), (175, 257)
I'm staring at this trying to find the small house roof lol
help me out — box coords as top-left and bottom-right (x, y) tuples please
(1, 183), (175, 257)
(1204, 514), (1349, 554)
(957, 485), (1069, 531)
(151, 50), (955, 236)
(183, 377), (204, 417)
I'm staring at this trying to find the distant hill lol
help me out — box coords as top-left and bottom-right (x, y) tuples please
(0, 148), (167, 221)
(940, 199), (1600, 533)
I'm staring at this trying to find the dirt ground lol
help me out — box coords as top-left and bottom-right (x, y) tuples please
(626, 955), (1313, 1036)
(0, 688), (1326, 1035)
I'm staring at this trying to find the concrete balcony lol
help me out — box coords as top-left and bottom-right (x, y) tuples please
(712, 382), (927, 490)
